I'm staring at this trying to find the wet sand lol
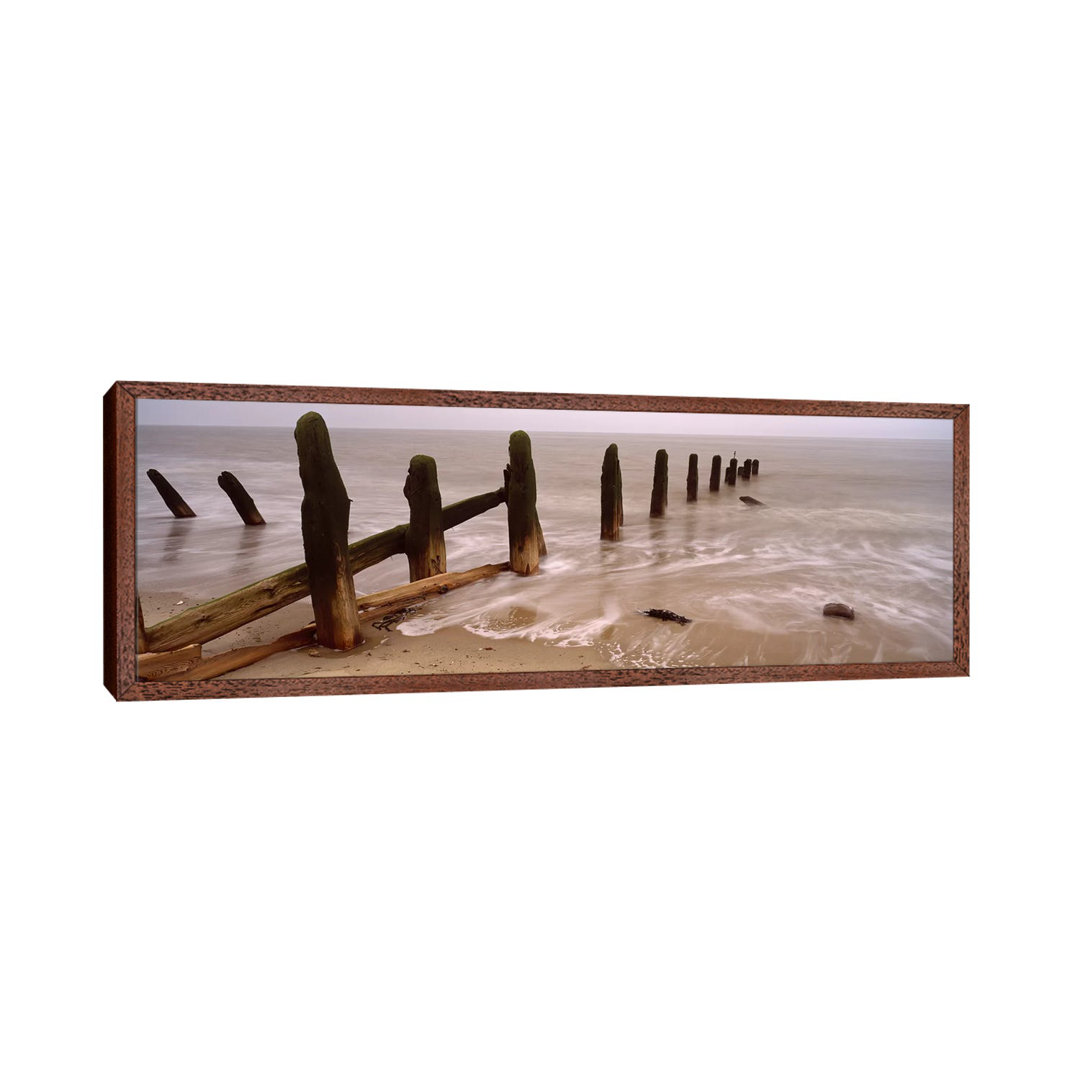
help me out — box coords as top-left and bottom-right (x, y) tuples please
(140, 590), (619, 681)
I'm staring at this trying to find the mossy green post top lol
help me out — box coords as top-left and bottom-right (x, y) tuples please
(506, 430), (543, 575)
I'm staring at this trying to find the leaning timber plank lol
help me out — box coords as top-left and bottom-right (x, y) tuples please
(138, 643), (203, 681)
(143, 488), (507, 654)
(357, 562), (509, 611)
(172, 627), (318, 682)
(356, 563), (510, 626)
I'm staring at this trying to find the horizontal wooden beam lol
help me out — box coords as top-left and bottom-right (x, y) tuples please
(443, 487), (505, 529)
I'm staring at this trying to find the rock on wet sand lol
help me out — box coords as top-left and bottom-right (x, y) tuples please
(823, 603), (855, 619)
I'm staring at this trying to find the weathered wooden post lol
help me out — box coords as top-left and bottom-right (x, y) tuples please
(742, 458), (753, 480)
(294, 412), (361, 650)
(404, 455), (446, 581)
(217, 471), (265, 525)
(752, 459), (759, 476)
(601, 443), (621, 540)
(616, 459), (624, 527)
(650, 449), (669, 518)
(726, 457), (738, 486)
(686, 454), (698, 501)
(506, 431), (543, 575)
(709, 455), (722, 492)
(146, 469), (196, 518)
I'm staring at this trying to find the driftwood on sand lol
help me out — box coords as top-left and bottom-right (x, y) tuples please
(137, 644), (203, 681)
(172, 628), (318, 681)
(639, 608), (692, 625)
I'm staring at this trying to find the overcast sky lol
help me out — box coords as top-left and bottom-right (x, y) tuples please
(136, 399), (951, 439)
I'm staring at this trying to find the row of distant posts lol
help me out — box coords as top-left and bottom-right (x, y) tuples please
(601, 448), (759, 540)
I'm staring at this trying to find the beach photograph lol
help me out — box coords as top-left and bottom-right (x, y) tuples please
(133, 396), (955, 684)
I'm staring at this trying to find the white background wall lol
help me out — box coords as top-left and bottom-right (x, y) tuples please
(4, 3), (1077, 1077)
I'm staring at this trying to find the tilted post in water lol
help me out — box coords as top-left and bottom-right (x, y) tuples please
(505, 430), (544, 575)
(686, 454), (699, 502)
(146, 469), (196, 518)
(650, 449), (669, 518)
(217, 471), (265, 525)
(709, 455), (722, 492)
(742, 458), (753, 480)
(294, 412), (361, 650)
(404, 454), (446, 581)
(600, 443), (622, 540)
(726, 457), (738, 486)
(752, 459), (759, 476)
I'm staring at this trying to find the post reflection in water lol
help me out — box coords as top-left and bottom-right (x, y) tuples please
(233, 521), (270, 576)
(161, 518), (193, 563)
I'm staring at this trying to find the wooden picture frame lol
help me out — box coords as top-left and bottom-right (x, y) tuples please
(104, 381), (969, 701)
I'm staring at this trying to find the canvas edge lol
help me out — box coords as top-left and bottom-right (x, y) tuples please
(116, 662), (967, 702)
(952, 404), (970, 675)
(118, 380), (968, 420)
(108, 381), (970, 702)
(104, 383), (139, 700)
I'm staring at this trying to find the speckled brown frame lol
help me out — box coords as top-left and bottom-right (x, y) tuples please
(104, 382), (969, 701)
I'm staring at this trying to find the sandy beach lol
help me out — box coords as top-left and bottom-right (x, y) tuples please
(141, 589), (619, 681)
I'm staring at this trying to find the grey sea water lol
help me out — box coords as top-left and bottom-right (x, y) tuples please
(136, 423), (953, 667)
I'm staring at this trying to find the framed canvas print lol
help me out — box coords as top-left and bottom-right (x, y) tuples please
(104, 382), (968, 700)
